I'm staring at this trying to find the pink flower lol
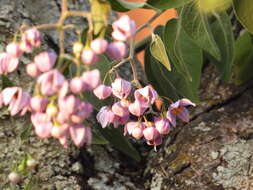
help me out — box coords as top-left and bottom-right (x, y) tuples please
(70, 77), (85, 94)
(82, 69), (101, 90)
(70, 125), (92, 147)
(96, 106), (115, 128)
(37, 69), (65, 96)
(128, 101), (146, 116)
(26, 63), (41, 77)
(147, 135), (162, 148)
(6, 43), (23, 57)
(106, 42), (128, 61)
(34, 51), (57, 72)
(91, 38), (108, 54)
(112, 101), (129, 117)
(51, 124), (70, 138)
(134, 86), (158, 108)
(0, 53), (19, 74)
(81, 49), (98, 65)
(71, 102), (93, 124)
(166, 98), (196, 127)
(93, 85), (112, 100)
(143, 125), (159, 141)
(112, 114), (129, 128)
(124, 121), (139, 136)
(154, 117), (170, 135)
(30, 96), (48, 112)
(2, 87), (30, 116)
(111, 78), (131, 99)
(57, 111), (70, 124)
(131, 122), (145, 140)
(21, 29), (41, 52)
(112, 15), (136, 41)
(58, 95), (80, 115)
(31, 113), (52, 138)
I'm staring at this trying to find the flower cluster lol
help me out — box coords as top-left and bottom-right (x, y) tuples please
(96, 77), (195, 148)
(0, 14), (196, 150)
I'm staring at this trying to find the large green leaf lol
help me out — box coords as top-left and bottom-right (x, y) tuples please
(233, 0), (253, 34)
(180, 3), (221, 60)
(145, 25), (202, 103)
(164, 19), (203, 101)
(146, 0), (194, 10)
(150, 33), (171, 71)
(107, 0), (145, 12)
(233, 32), (253, 85)
(95, 124), (141, 161)
(210, 12), (235, 81)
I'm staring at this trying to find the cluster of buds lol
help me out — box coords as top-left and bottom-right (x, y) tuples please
(0, 29), (41, 75)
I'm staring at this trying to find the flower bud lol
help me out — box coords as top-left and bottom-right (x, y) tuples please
(73, 42), (83, 56)
(106, 42), (127, 61)
(23, 28), (41, 47)
(91, 38), (108, 54)
(30, 96), (48, 112)
(26, 63), (41, 77)
(93, 85), (112, 100)
(34, 51), (57, 72)
(8, 172), (21, 183)
(46, 105), (58, 117)
(27, 159), (37, 169)
(143, 126), (159, 141)
(81, 49), (98, 65)
(70, 77), (84, 94)
(6, 43), (23, 57)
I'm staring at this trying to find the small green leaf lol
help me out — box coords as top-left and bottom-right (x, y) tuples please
(180, 3), (221, 60)
(233, 0), (253, 34)
(150, 33), (171, 71)
(233, 32), (253, 85)
(108, 0), (145, 12)
(95, 124), (141, 161)
(92, 130), (109, 145)
(146, 0), (194, 10)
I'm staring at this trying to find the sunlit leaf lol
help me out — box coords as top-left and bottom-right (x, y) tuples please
(146, 0), (194, 10)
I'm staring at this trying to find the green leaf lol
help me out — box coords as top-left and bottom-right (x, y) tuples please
(233, 32), (253, 85)
(163, 19), (203, 102)
(210, 12), (235, 81)
(180, 3), (221, 60)
(1, 75), (13, 89)
(95, 124), (141, 161)
(108, 0), (145, 12)
(20, 124), (33, 141)
(146, 0), (194, 10)
(92, 130), (109, 145)
(150, 33), (171, 71)
(233, 0), (253, 34)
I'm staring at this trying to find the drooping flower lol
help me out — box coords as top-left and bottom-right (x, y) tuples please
(112, 15), (136, 41)
(71, 102), (93, 124)
(0, 53), (19, 74)
(93, 85), (112, 100)
(82, 69), (101, 90)
(166, 98), (196, 127)
(51, 124), (70, 138)
(143, 123), (159, 141)
(96, 106), (115, 128)
(26, 63), (41, 77)
(70, 77), (85, 94)
(112, 101), (129, 117)
(30, 96), (48, 113)
(134, 86), (158, 108)
(2, 87), (30, 116)
(111, 78), (131, 99)
(91, 38), (108, 54)
(131, 122), (145, 140)
(6, 43), (23, 57)
(81, 49), (98, 65)
(128, 101), (146, 116)
(106, 42), (128, 61)
(31, 113), (53, 138)
(154, 117), (170, 135)
(124, 121), (139, 136)
(37, 69), (65, 96)
(21, 28), (41, 52)
(69, 125), (92, 147)
(58, 95), (80, 116)
(34, 51), (57, 72)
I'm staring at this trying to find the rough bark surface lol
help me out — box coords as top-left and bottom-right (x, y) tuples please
(1, 1), (253, 190)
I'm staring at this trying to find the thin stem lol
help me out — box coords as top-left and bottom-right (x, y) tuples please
(62, 0), (68, 12)
(135, 11), (163, 34)
(67, 11), (90, 17)
(35, 24), (60, 30)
